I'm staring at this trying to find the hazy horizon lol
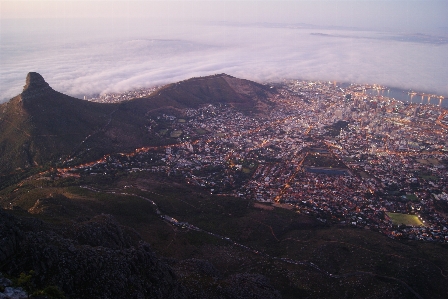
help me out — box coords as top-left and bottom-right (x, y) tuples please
(1, 1), (448, 102)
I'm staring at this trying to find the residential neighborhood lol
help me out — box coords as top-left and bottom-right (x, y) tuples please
(60, 80), (448, 243)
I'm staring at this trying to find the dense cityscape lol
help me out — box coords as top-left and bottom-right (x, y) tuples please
(60, 80), (448, 243)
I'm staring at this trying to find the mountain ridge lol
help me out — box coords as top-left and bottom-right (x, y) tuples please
(0, 72), (276, 179)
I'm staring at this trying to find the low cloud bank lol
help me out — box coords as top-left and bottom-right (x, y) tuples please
(1, 20), (448, 102)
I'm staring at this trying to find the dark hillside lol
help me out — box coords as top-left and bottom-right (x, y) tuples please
(127, 73), (276, 115)
(0, 209), (188, 299)
(1, 173), (448, 299)
(0, 73), (120, 174)
(0, 73), (276, 178)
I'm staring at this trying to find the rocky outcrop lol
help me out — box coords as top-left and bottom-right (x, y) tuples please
(20, 72), (53, 101)
(0, 272), (28, 299)
(0, 209), (188, 299)
(67, 214), (141, 250)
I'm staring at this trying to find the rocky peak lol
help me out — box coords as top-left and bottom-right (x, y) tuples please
(21, 72), (53, 100)
(23, 72), (49, 90)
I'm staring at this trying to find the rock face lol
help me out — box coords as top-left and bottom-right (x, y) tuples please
(21, 72), (53, 101)
(0, 272), (28, 299)
(0, 208), (283, 299)
(0, 209), (188, 299)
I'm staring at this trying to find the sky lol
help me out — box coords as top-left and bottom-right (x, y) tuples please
(1, 1), (448, 102)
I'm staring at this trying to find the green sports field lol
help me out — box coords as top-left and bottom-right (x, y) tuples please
(387, 212), (424, 226)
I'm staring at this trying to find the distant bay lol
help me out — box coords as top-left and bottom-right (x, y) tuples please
(364, 87), (448, 108)
(338, 83), (448, 108)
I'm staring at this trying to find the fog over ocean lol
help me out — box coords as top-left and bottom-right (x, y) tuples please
(1, 2), (448, 103)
